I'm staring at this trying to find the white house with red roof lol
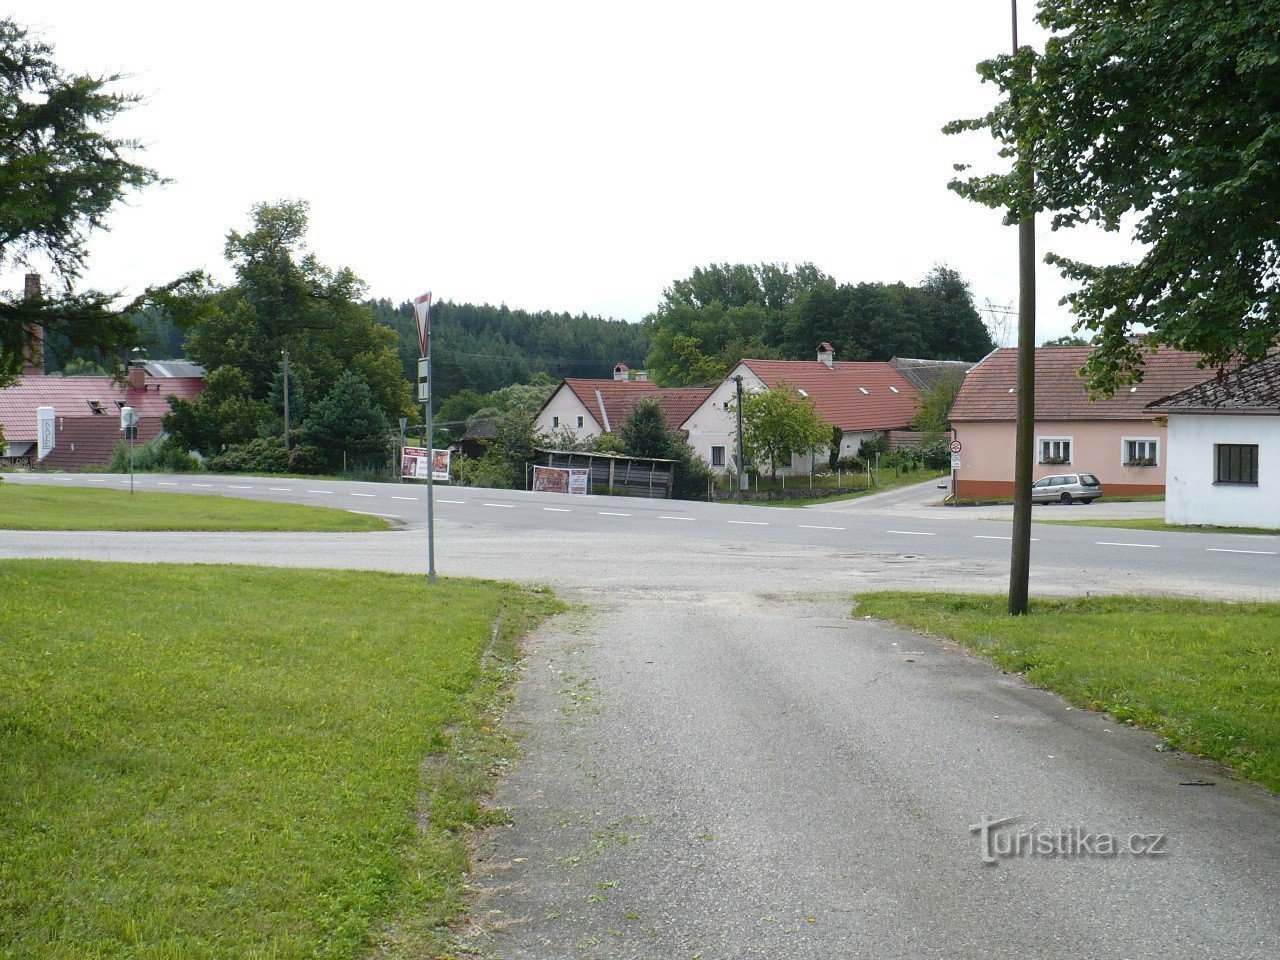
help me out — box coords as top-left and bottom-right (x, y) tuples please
(679, 344), (927, 473)
(534, 374), (713, 441)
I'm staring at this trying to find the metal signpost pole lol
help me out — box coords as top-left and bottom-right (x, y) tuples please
(398, 417), (407, 483)
(414, 292), (436, 583)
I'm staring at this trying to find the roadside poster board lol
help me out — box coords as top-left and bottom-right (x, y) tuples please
(403, 446), (451, 482)
(533, 465), (590, 494)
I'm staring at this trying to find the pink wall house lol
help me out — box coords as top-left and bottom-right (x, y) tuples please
(949, 347), (1211, 499)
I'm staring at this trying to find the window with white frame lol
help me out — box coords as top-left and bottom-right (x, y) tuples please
(711, 445), (726, 468)
(1038, 436), (1073, 465)
(1123, 437), (1158, 466)
(576, 415), (584, 428)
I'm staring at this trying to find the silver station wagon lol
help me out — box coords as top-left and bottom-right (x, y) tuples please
(1031, 472), (1103, 504)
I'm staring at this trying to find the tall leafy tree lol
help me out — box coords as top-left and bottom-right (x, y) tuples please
(735, 384), (831, 481)
(0, 18), (201, 386)
(945, 0), (1280, 390)
(617, 397), (712, 500)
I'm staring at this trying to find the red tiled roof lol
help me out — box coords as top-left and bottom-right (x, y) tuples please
(737, 360), (922, 431)
(558, 379), (714, 433)
(38, 416), (165, 470)
(949, 347), (1211, 422)
(0, 373), (204, 442)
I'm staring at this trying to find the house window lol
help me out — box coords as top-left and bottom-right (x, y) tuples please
(711, 445), (726, 468)
(1038, 437), (1073, 465)
(1123, 438), (1159, 466)
(551, 416), (560, 428)
(1215, 444), (1259, 485)
(576, 416), (584, 428)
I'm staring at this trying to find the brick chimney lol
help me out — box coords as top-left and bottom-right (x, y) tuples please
(21, 273), (44, 377)
(817, 342), (835, 369)
(127, 361), (146, 391)
(613, 362), (630, 382)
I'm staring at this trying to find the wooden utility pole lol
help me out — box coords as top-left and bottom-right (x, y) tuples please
(733, 374), (746, 503)
(1008, 0), (1036, 615)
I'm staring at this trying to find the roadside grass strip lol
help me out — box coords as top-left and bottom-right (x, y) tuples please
(0, 559), (562, 959)
(0, 484), (387, 532)
(857, 592), (1280, 793)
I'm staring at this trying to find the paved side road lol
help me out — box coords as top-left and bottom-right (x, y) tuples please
(470, 591), (1280, 959)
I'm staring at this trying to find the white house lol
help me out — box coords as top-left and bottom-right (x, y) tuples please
(678, 344), (928, 473)
(1151, 353), (1280, 529)
(533, 376), (713, 443)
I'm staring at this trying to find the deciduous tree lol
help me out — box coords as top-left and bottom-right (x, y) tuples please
(736, 384), (831, 481)
(946, 0), (1280, 390)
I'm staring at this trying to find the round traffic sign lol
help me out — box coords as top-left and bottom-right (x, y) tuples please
(949, 439), (962, 453)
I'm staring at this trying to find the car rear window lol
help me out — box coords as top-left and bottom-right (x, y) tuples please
(1080, 474), (1099, 486)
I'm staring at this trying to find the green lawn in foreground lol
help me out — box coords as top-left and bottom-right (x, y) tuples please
(857, 592), (1280, 793)
(1036, 516), (1280, 536)
(0, 483), (388, 531)
(0, 559), (561, 959)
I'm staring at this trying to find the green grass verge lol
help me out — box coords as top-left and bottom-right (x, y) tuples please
(948, 493), (1165, 506)
(752, 469), (949, 507)
(856, 592), (1280, 793)
(0, 483), (388, 531)
(1036, 516), (1280, 536)
(0, 559), (563, 959)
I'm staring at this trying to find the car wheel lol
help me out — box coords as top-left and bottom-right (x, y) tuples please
(1060, 492), (1073, 504)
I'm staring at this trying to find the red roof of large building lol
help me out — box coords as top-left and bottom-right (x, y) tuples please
(735, 359), (922, 431)
(0, 373), (204, 442)
(949, 347), (1210, 422)
(556, 379), (714, 433)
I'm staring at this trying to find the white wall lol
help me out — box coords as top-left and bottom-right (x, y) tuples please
(1165, 414), (1280, 528)
(534, 386), (601, 441)
(680, 364), (875, 474)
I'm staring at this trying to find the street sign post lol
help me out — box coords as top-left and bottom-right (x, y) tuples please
(413, 291), (436, 583)
(120, 406), (140, 494)
(949, 439), (962, 454)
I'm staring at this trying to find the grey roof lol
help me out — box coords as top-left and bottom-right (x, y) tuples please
(888, 357), (971, 393)
(143, 360), (206, 378)
(1149, 353), (1280, 416)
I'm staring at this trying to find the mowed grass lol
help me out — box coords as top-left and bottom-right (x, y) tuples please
(0, 483), (387, 531)
(856, 592), (1280, 793)
(1036, 516), (1280, 536)
(0, 559), (562, 959)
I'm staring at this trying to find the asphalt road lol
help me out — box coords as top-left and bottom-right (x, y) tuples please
(4, 472), (1280, 958)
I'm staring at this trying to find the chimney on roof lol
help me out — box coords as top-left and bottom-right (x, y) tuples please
(127, 360), (146, 391)
(613, 362), (630, 381)
(817, 342), (835, 369)
(21, 273), (44, 377)
(633, 370), (648, 382)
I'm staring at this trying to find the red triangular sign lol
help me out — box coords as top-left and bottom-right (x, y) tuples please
(413, 292), (432, 356)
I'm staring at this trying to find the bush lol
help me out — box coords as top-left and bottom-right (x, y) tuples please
(108, 439), (201, 473)
(206, 437), (324, 475)
(921, 440), (951, 470)
(835, 455), (865, 472)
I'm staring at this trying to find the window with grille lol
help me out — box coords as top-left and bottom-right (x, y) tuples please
(711, 445), (726, 468)
(1038, 437), (1072, 465)
(576, 416), (584, 428)
(1215, 444), (1259, 485)
(1124, 438), (1158, 466)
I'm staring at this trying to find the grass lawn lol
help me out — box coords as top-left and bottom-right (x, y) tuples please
(0, 559), (562, 959)
(857, 592), (1280, 793)
(1036, 516), (1280, 536)
(0, 483), (388, 532)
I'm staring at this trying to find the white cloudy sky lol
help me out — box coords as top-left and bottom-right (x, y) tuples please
(11, 1), (1140, 344)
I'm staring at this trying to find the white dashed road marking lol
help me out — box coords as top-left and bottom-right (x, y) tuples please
(1095, 541), (1160, 548)
(269, 487), (292, 492)
(727, 519), (768, 526)
(543, 507), (571, 512)
(660, 516), (694, 521)
(887, 530), (936, 536)
(228, 485), (254, 490)
(599, 511), (631, 517)
(350, 493), (376, 498)
(1207, 548), (1277, 556)
(799, 524), (845, 531)
(484, 503), (514, 509)
(191, 483), (213, 488)
(437, 499), (467, 504)
(390, 496), (418, 501)
(974, 534), (1039, 541)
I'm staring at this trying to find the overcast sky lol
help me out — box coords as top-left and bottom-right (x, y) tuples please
(12, 1), (1140, 345)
